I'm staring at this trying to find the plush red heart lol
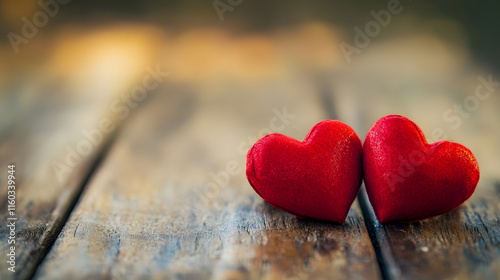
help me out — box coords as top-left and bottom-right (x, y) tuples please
(363, 115), (479, 223)
(246, 120), (363, 223)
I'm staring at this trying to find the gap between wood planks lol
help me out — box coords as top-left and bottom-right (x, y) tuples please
(318, 84), (394, 280)
(24, 127), (118, 280)
(27, 88), (196, 280)
(24, 98), (149, 280)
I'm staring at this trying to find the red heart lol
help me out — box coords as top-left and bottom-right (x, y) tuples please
(246, 120), (363, 223)
(363, 115), (480, 223)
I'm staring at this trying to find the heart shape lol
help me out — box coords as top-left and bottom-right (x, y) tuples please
(246, 120), (363, 223)
(363, 115), (480, 223)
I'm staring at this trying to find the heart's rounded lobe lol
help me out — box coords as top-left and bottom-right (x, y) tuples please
(246, 120), (363, 223)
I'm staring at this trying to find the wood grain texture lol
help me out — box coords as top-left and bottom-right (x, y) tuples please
(329, 32), (500, 279)
(0, 25), (166, 280)
(34, 80), (380, 280)
(0, 90), (118, 280)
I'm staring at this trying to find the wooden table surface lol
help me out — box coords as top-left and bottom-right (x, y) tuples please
(1, 23), (499, 280)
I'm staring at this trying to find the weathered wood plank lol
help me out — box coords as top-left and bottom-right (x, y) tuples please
(34, 75), (380, 279)
(330, 33), (500, 279)
(0, 25), (165, 280)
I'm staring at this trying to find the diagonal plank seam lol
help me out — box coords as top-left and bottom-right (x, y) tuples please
(357, 188), (399, 280)
(24, 93), (157, 280)
(25, 125), (120, 280)
(318, 84), (391, 280)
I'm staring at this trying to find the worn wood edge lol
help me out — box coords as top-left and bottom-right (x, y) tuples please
(0, 87), (158, 280)
(0, 140), (109, 280)
(23, 129), (120, 280)
(24, 88), (166, 279)
(4, 110), (129, 280)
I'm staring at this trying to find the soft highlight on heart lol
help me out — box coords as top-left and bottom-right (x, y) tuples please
(246, 120), (363, 223)
(363, 115), (480, 223)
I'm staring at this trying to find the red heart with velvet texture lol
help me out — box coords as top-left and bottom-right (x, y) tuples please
(246, 120), (363, 223)
(363, 115), (480, 223)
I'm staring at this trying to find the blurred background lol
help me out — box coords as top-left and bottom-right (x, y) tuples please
(1, 0), (499, 180)
(1, 0), (499, 123)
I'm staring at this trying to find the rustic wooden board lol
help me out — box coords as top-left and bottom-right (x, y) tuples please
(0, 88), (123, 280)
(0, 90), (117, 280)
(34, 79), (381, 280)
(0, 25), (166, 280)
(329, 35), (500, 279)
